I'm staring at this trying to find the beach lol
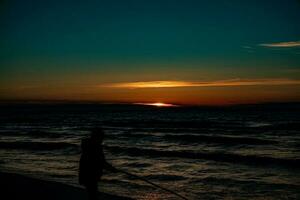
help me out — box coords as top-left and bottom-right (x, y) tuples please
(0, 171), (132, 200)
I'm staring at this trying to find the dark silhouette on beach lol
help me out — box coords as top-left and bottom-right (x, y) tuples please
(79, 127), (116, 200)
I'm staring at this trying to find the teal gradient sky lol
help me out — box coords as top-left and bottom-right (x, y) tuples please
(1, 0), (300, 104)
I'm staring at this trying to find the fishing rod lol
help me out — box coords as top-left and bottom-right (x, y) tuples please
(116, 168), (189, 200)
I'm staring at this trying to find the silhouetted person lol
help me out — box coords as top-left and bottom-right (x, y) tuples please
(79, 128), (116, 200)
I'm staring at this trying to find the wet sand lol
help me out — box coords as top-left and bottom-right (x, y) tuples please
(0, 172), (133, 200)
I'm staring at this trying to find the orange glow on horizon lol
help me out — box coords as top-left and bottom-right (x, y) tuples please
(101, 79), (300, 89)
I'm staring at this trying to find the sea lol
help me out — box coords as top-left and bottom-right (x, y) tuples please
(0, 103), (299, 200)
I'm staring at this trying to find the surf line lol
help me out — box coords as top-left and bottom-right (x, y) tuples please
(116, 168), (189, 200)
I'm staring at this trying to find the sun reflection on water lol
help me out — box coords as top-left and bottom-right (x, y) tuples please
(139, 192), (162, 200)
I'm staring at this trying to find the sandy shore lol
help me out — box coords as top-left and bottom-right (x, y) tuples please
(0, 172), (133, 200)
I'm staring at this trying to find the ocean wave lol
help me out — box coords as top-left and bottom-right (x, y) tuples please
(125, 162), (152, 168)
(109, 132), (277, 146)
(103, 119), (218, 129)
(105, 145), (300, 168)
(144, 174), (186, 181)
(263, 122), (300, 131)
(0, 141), (79, 151)
(0, 129), (63, 138)
(197, 177), (300, 190)
(103, 121), (300, 135)
(163, 134), (276, 145)
(24, 130), (63, 138)
(103, 119), (300, 130)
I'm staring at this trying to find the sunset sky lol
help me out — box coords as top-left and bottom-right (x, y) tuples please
(1, 0), (300, 105)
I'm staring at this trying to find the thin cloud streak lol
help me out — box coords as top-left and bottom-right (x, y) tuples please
(100, 79), (300, 89)
(259, 41), (300, 48)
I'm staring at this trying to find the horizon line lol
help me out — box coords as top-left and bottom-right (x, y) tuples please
(0, 99), (300, 107)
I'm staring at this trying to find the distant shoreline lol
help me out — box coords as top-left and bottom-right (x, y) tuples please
(0, 99), (299, 106)
(0, 171), (133, 200)
(0, 101), (299, 112)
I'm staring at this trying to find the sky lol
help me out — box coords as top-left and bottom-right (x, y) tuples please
(0, 0), (300, 105)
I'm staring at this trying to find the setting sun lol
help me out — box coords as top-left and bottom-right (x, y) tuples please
(135, 102), (177, 107)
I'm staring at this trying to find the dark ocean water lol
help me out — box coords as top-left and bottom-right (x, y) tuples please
(0, 103), (299, 200)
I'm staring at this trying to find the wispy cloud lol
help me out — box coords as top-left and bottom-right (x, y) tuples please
(100, 79), (300, 89)
(242, 46), (253, 49)
(259, 41), (300, 48)
(242, 46), (255, 53)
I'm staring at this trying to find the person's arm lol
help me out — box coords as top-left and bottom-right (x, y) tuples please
(103, 160), (118, 172)
(101, 147), (118, 172)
